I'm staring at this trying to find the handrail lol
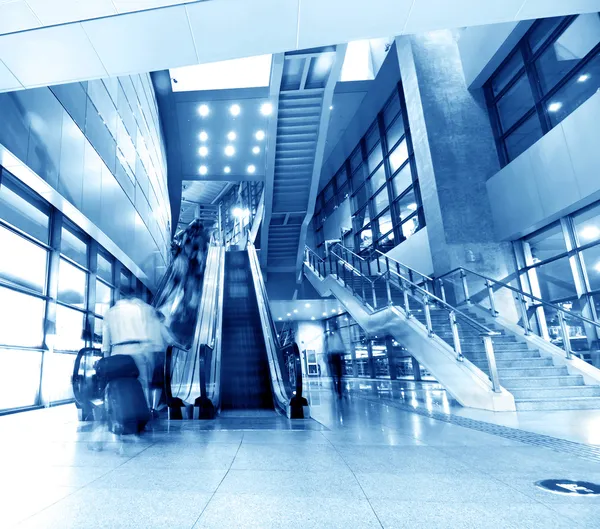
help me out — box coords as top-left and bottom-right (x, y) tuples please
(372, 248), (434, 286)
(439, 267), (600, 329)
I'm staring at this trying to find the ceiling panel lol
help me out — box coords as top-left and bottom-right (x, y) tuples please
(0, 59), (22, 91)
(0, 1), (40, 36)
(113, 0), (196, 14)
(81, 5), (197, 76)
(186, 0), (298, 63)
(0, 23), (108, 88)
(26, 0), (117, 25)
(519, 0), (600, 20)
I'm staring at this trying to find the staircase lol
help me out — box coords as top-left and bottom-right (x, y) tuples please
(414, 309), (600, 411)
(220, 251), (274, 410)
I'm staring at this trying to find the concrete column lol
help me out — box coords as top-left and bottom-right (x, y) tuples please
(412, 357), (422, 381)
(395, 32), (514, 281)
(386, 336), (397, 380)
(366, 339), (376, 379)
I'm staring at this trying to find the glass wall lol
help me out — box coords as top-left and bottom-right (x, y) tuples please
(486, 14), (600, 165)
(313, 84), (424, 256)
(0, 168), (151, 413)
(220, 181), (264, 248)
(514, 200), (600, 364)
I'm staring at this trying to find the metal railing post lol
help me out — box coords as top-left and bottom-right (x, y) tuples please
(486, 279), (497, 316)
(372, 282), (377, 309)
(438, 279), (447, 303)
(449, 311), (464, 362)
(557, 311), (573, 360)
(402, 278), (411, 316)
(424, 297), (433, 337)
(361, 275), (366, 302)
(460, 269), (471, 304)
(385, 274), (392, 306)
(482, 335), (501, 393)
(517, 293), (531, 335)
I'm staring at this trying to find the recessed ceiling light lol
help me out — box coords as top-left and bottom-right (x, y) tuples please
(305, 303), (311, 308)
(287, 313), (291, 317)
(329, 105), (333, 110)
(278, 317), (282, 321)
(247, 164), (256, 174)
(255, 130), (265, 141)
(548, 102), (562, 112)
(293, 309), (298, 313)
(311, 316), (315, 320)
(227, 131), (237, 141)
(322, 312), (327, 316)
(230, 104), (241, 116)
(578, 74), (590, 83)
(331, 309), (336, 313)
(199, 165), (208, 175)
(252, 146), (260, 154)
(224, 166), (231, 174)
(260, 102), (273, 116)
(199, 131), (208, 142)
(198, 104), (209, 117)
(198, 146), (208, 157)
(225, 145), (235, 157)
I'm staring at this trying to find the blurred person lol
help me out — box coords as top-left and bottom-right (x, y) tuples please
(326, 321), (345, 399)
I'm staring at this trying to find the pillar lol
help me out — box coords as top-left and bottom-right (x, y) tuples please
(386, 336), (397, 380)
(412, 357), (422, 381)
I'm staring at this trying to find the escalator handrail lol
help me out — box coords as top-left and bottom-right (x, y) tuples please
(72, 347), (102, 406)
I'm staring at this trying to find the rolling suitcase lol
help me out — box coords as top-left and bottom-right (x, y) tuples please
(106, 377), (151, 435)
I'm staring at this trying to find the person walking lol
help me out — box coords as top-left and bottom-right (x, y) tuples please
(326, 321), (345, 399)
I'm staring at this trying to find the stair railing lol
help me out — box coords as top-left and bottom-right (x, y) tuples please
(362, 247), (434, 293)
(304, 246), (502, 392)
(437, 267), (600, 363)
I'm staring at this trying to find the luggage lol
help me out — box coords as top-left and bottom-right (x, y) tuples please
(105, 377), (151, 435)
(96, 354), (139, 382)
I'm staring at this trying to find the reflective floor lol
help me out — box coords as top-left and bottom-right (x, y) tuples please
(2, 383), (600, 528)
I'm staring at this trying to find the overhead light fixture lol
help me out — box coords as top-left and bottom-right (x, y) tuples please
(329, 105), (333, 110)
(260, 102), (273, 116)
(224, 166), (231, 174)
(198, 104), (209, 117)
(199, 165), (208, 175)
(227, 131), (237, 141)
(225, 145), (235, 157)
(255, 130), (265, 141)
(287, 312), (291, 317)
(322, 312), (327, 316)
(199, 131), (208, 142)
(278, 317), (282, 321)
(578, 74), (590, 83)
(311, 316), (315, 320)
(548, 102), (562, 112)
(252, 146), (260, 154)
(247, 164), (256, 174)
(305, 303), (311, 308)
(293, 309), (298, 314)
(198, 146), (208, 157)
(230, 104), (241, 116)
(232, 207), (242, 217)
(331, 309), (336, 313)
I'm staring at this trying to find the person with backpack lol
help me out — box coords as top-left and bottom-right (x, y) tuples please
(326, 320), (346, 399)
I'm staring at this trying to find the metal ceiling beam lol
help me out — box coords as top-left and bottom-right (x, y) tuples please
(260, 53), (285, 268)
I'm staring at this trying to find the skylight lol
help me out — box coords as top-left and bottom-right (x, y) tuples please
(170, 55), (273, 92)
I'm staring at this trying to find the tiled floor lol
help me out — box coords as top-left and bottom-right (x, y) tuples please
(3, 385), (600, 528)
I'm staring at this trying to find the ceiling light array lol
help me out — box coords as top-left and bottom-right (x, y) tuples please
(196, 102), (270, 176)
(277, 305), (342, 321)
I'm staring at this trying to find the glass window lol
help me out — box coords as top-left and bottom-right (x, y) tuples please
(535, 14), (600, 94)
(386, 115), (405, 151)
(0, 226), (47, 293)
(365, 122), (380, 152)
(383, 92), (401, 127)
(401, 215), (421, 239)
(527, 257), (577, 301)
(95, 279), (112, 316)
(546, 53), (600, 127)
(376, 209), (393, 238)
(55, 304), (85, 352)
(58, 259), (87, 309)
(61, 226), (88, 267)
(392, 163), (412, 198)
(369, 165), (386, 195)
(496, 74), (535, 132)
(353, 183), (369, 210)
(0, 177), (50, 243)
(396, 189), (418, 221)
(523, 223), (567, 264)
(366, 143), (383, 174)
(504, 114), (544, 162)
(336, 166), (348, 187)
(93, 316), (103, 346)
(354, 206), (370, 231)
(389, 140), (409, 174)
(528, 17), (564, 54)
(337, 181), (350, 202)
(491, 51), (525, 96)
(580, 245), (600, 291)
(350, 147), (363, 173)
(574, 203), (600, 246)
(97, 252), (113, 283)
(352, 163), (367, 190)
(358, 224), (373, 251)
(324, 183), (334, 202)
(0, 348), (42, 410)
(372, 188), (389, 217)
(0, 286), (45, 348)
(120, 269), (132, 294)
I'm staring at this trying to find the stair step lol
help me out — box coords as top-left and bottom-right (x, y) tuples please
(515, 396), (600, 411)
(461, 344), (533, 353)
(510, 386), (600, 399)
(501, 375), (584, 389)
(474, 357), (553, 369)
(467, 351), (540, 362)
(497, 366), (568, 377)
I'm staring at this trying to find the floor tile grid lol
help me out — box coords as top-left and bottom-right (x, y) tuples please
(190, 433), (245, 528)
(319, 430), (385, 529)
(357, 394), (600, 463)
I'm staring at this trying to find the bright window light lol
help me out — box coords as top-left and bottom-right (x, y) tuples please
(580, 226), (600, 240)
(255, 130), (265, 141)
(199, 165), (208, 175)
(198, 146), (208, 157)
(578, 74), (590, 83)
(341, 40), (375, 82)
(595, 262), (600, 273)
(225, 145), (235, 157)
(230, 104), (241, 117)
(170, 55), (272, 92)
(198, 104), (209, 117)
(407, 203), (417, 211)
(247, 164), (256, 174)
(252, 146), (260, 154)
(548, 102), (563, 112)
(232, 207), (243, 218)
(227, 131), (237, 141)
(261, 102), (273, 116)
(224, 166), (231, 174)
